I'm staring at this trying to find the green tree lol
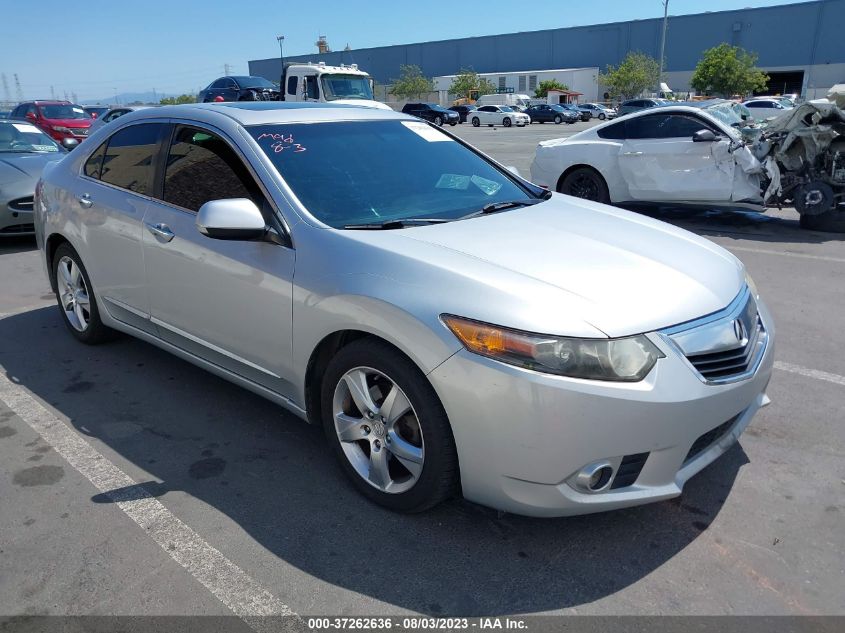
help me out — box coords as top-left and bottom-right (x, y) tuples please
(449, 68), (496, 101)
(690, 43), (769, 98)
(159, 94), (197, 105)
(600, 52), (660, 100)
(388, 65), (434, 100)
(534, 79), (569, 98)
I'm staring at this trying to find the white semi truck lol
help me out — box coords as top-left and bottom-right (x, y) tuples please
(280, 62), (392, 110)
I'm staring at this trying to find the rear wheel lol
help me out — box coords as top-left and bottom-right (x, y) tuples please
(503, 117), (512, 128)
(52, 243), (114, 344)
(558, 167), (610, 204)
(321, 339), (458, 513)
(471, 117), (480, 127)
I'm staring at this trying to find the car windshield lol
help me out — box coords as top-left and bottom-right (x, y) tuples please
(249, 120), (535, 228)
(39, 104), (90, 119)
(703, 103), (743, 126)
(0, 122), (61, 153)
(320, 74), (374, 101)
(500, 106), (514, 112)
(239, 76), (277, 89)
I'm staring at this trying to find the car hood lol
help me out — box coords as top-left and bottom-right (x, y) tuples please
(348, 196), (744, 338)
(0, 152), (64, 186)
(45, 118), (91, 128)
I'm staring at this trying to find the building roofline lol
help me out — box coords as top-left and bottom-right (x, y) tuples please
(250, 0), (825, 64)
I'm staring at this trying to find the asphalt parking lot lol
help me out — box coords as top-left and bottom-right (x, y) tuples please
(1, 120), (844, 622)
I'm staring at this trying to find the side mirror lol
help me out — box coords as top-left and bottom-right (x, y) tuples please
(25, 112), (37, 120)
(196, 198), (267, 240)
(692, 129), (719, 143)
(61, 138), (79, 150)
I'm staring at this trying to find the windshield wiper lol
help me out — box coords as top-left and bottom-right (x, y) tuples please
(457, 199), (543, 221)
(343, 218), (452, 230)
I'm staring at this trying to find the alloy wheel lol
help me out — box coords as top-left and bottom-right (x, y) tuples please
(56, 255), (90, 332)
(332, 366), (425, 494)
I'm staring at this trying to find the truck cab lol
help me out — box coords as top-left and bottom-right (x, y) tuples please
(281, 62), (392, 110)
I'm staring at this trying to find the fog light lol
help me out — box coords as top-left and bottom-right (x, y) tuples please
(574, 461), (614, 493)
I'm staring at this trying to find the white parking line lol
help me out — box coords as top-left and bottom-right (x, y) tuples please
(726, 245), (845, 264)
(774, 361), (845, 386)
(0, 372), (298, 631)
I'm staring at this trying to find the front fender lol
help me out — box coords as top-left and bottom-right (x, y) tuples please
(291, 283), (463, 407)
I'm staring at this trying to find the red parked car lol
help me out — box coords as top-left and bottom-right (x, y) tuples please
(9, 101), (92, 143)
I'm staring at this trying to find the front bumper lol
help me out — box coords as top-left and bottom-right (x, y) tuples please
(427, 299), (775, 517)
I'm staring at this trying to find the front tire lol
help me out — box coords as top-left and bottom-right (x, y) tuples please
(558, 167), (610, 204)
(503, 117), (512, 128)
(434, 116), (443, 126)
(598, 113), (606, 120)
(52, 243), (114, 344)
(471, 117), (480, 127)
(553, 115), (562, 124)
(799, 208), (845, 232)
(321, 339), (458, 513)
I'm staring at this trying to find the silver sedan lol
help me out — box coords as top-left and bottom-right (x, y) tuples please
(34, 103), (774, 516)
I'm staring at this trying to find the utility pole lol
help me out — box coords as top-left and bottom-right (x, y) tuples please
(50, 85), (56, 99)
(1, 74), (12, 102)
(658, 0), (669, 94)
(14, 74), (24, 101)
(277, 35), (285, 83)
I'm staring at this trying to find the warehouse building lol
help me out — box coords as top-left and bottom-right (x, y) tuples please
(432, 68), (600, 104)
(248, 0), (845, 100)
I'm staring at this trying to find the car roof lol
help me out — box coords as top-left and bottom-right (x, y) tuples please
(110, 101), (407, 127)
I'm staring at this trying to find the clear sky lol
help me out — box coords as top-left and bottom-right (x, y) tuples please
(1, 0), (803, 102)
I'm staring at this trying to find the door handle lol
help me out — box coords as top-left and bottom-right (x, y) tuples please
(78, 193), (93, 208)
(622, 151), (644, 156)
(145, 222), (175, 243)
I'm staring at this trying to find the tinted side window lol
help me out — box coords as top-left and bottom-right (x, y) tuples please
(597, 120), (627, 140)
(287, 76), (297, 95)
(163, 126), (264, 212)
(83, 141), (108, 179)
(100, 123), (163, 195)
(625, 114), (714, 139)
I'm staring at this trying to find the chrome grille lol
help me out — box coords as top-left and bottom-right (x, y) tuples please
(662, 286), (768, 385)
(9, 196), (34, 211)
(0, 223), (35, 234)
(687, 314), (764, 380)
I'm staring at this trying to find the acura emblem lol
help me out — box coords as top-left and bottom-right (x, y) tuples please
(733, 318), (748, 343)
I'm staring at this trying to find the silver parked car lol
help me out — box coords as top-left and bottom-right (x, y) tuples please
(35, 102), (775, 516)
(1, 120), (68, 236)
(88, 106), (151, 133)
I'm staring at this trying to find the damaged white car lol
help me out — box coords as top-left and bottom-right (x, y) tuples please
(530, 103), (845, 231)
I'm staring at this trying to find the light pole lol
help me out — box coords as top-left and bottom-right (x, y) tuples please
(658, 0), (669, 94)
(112, 87), (118, 105)
(277, 35), (285, 84)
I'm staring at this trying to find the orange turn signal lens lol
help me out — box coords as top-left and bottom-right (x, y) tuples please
(441, 315), (537, 358)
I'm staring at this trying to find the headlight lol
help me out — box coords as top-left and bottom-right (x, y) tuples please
(745, 271), (759, 299)
(442, 315), (663, 381)
(51, 126), (73, 134)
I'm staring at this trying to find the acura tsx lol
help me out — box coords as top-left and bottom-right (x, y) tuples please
(34, 102), (774, 516)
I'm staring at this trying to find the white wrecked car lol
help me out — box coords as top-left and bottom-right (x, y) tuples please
(530, 103), (845, 231)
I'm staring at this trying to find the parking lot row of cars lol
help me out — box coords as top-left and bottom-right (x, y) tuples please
(402, 101), (616, 128)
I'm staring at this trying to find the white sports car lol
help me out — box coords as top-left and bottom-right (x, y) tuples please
(469, 105), (531, 128)
(529, 105), (764, 207)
